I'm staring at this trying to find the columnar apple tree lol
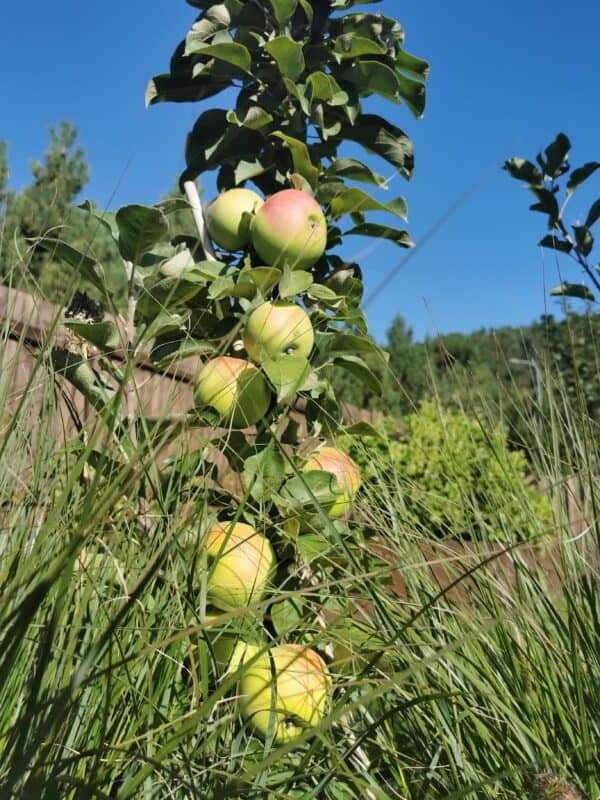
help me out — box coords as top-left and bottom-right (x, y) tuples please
(47, 0), (428, 742)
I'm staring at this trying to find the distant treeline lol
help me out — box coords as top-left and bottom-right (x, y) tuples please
(333, 311), (600, 429)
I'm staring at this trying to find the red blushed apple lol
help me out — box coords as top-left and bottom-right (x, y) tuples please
(251, 189), (327, 270)
(302, 446), (361, 518)
(205, 188), (263, 251)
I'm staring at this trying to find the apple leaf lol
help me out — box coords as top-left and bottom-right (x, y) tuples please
(327, 158), (386, 187)
(279, 266), (313, 298)
(586, 198), (600, 229)
(277, 470), (341, 516)
(306, 71), (349, 106)
(266, 0), (299, 26)
(64, 321), (121, 355)
(35, 239), (106, 293)
(333, 354), (382, 393)
(566, 161), (600, 195)
(573, 225), (594, 257)
(327, 187), (407, 221)
(539, 235), (572, 254)
(550, 282), (595, 301)
(503, 157), (544, 186)
(185, 42), (251, 74)
(264, 36), (305, 81)
(243, 443), (286, 501)
(344, 222), (414, 248)
(270, 598), (304, 636)
(116, 204), (169, 263)
(263, 354), (312, 403)
(340, 114), (414, 177)
(272, 132), (319, 187)
(239, 267), (282, 296)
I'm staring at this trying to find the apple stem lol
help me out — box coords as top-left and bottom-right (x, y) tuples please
(183, 179), (218, 262)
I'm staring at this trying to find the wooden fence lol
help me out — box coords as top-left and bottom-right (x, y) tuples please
(0, 284), (381, 453)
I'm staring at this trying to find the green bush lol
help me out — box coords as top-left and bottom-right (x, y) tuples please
(346, 401), (552, 541)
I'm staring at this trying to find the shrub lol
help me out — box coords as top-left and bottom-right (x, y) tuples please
(346, 401), (552, 541)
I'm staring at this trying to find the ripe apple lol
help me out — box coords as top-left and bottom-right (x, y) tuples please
(302, 446), (361, 519)
(205, 187), (263, 251)
(235, 642), (331, 742)
(243, 301), (314, 363)
(194, 356), (271, 428)
(251, 189), (327, 270)
(205, 521), (275, 611)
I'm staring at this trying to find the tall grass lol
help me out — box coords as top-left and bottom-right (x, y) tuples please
(0, 281), (598, 798)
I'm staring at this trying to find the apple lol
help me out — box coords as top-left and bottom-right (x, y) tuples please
(205, 521), (275, 611)
(251, 189), (327, 270)
(243, 301), (314, 363)
(205, 188), (263, 251)
(234, 642), (331, 742)
(194, 356), (271, 428)
(302, 446), (361, 519)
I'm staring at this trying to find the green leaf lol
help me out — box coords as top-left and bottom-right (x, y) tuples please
(306, 71), (349, 106)
(64, 321), (121, 354)
(543, 133), (571, 179)
(186, 42), (251, 73)
(550, 282), (595, 301)
(184, 5), (234, 48)
(35, 239), (106, 293)
(573, 225), (594, 257)
(227, 105), (274, 130)
(116, 205), (169, 263)
(272, 132), (319, 187)
(325, 333), (385, 358)
(333, 354), (382, 393)
(327, 187), (407, 220)
(586, 198), (600, 229)
(343, 420), (385, 438)
(333, 34), (384, 59)
(341, 59), (401, 101)
(341, 114), (414, 177)
(538, 235), (572, 254)
(307, 284), (340, 303)
(567, 161), (600, 194)
(327, 158), (386, 187)
(344, 222), (414, 248)
(243, 442), (286, 501)
(239, 266), (282, 296)
(266, 0), (299, 26)
(264, 36), (305, 81)
(278, 471), (341, 514)
(503, 158), (544, 186)
(395, 49), (430, 80)
(263, 354), (312, 402)
(279, 266), (314, 298)
(270, 598), (303, 635)
(528, 188), (559, 225)
(396, 71), (427, 117)
(78, 200), (119, 240)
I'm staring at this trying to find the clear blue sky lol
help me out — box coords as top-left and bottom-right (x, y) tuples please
(2, 1), (599, 343)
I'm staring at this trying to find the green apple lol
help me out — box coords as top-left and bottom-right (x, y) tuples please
(302, 446), (361, 519)
(235, 643), (331, 742)
(251, 188), (327, 270)
(243, 301), (314, 363)
(205, 188), (263, 251)
(205, 521), (275, 611)
(194, 356), (271, 428)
